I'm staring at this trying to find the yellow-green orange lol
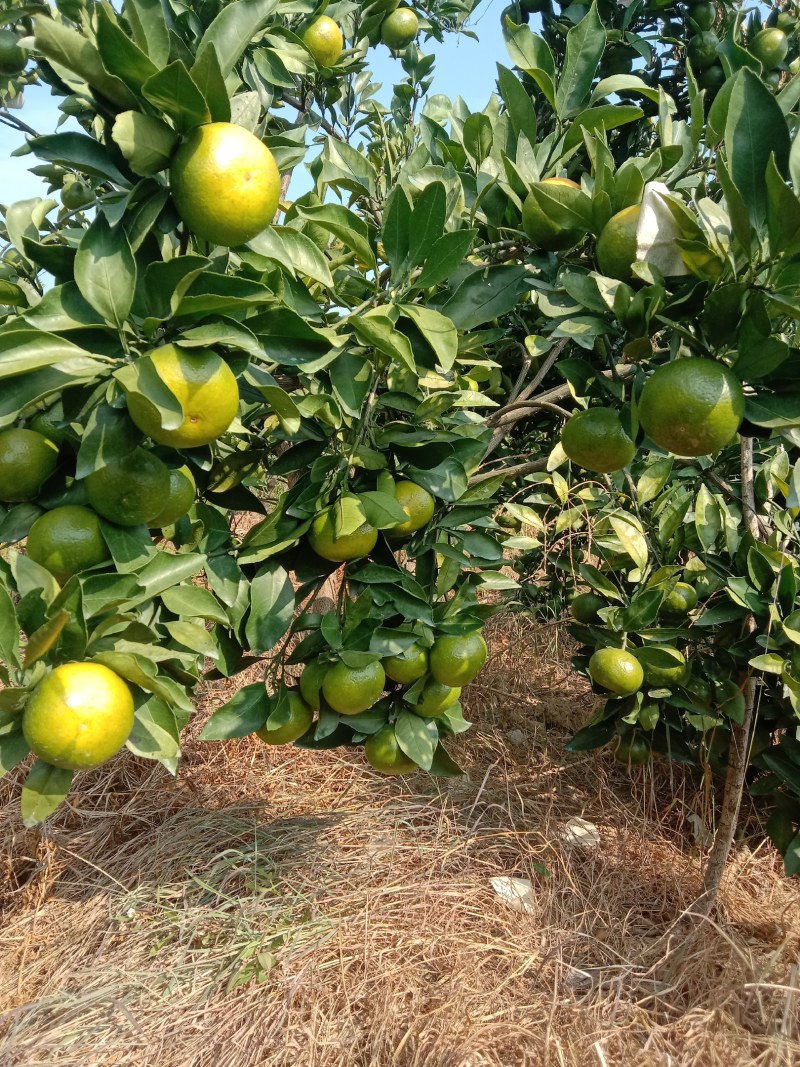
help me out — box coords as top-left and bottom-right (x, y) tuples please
(387, 481), (435, 538)
(429, 632), (487, 687)
(383, 642), (429, 683)
(256, 691), (313, 745)
(22, 662), (134, 770)
(380, 7), (419, 49)
(322, 659), (385, 715)
(633, 645), (689, 687)
(663, 581), (699, 616)
(638, 358), (744, 457)
(596, 205), (641, 281)
(299, 659), (329, 710)
(414, 679), (461, 717)
(750, 27), (789, 67)
(125, 345), (239, 449)
(570, 591), (607, 624)
(149, 466), (196, 527)
(560, 409), (636, 473)
(27, 505), (109, 584)
(61, 179), (94, 210)
(364, 725), (417, 774)
(170, 122), (280, 246)
(302, 16), (344, 66)
(521, 177), (584, 252)
(308, 507), (378, 562)
(86, 448), (170, 527)
(0, 428), (58, 502)
(588, 648), (643, 696)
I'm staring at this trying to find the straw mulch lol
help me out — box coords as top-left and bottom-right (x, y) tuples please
(1, 614), (798, 1067)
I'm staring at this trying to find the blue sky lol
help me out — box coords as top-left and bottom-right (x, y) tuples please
(0, 2), (510, 206)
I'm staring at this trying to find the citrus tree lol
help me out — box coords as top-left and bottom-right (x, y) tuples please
(2, 0), (800, 896)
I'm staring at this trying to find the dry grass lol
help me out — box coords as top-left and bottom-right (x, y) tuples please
(1, 614), (799, 1067)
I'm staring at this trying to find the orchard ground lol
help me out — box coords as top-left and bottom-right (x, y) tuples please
(1, 615), (798, 1067)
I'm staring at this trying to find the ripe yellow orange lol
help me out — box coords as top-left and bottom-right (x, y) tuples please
(522, 177), (584, 252)
(26, 505), (110, 584)
(149, 465), (196, 528)
(383, 642), (429, 683)
(170, 122), (281, 247)
(596, 204), (641, 281)
(386, 481), (435, 538)
(302, 16), (344, 66)
(0, 428), (58, 502)
(308, 507), (378, 562)
(429, 632), (487, 687)
(85, 448), (171, 526)
(638, 358), (745, 457)
(322, 659), (385, 715)
(256, 690), (313, 745)
(124, 345), (239, 449)
(22, 662), (134, 770)
(364, 724), (417, 774)
(560, 409), (636, 473)
(588, 648), (643, 696)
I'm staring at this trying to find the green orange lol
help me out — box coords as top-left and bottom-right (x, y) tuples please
(560, 409), (636, 474)
(0, 428), (58, 502)
(521, 177), (584, 253)
(413, 678), (461, 717)
(638, 358), (744, 457)
(687, 31), (721, 70)
(308, 506), (378, 562)
(322, 659), (385, 715)
(170, 122), (281, 247)
(429, 632), (487, 687)
(689, 2), (716, 30)
(383, 642), (429, 683)
(85, 448), (171, 527)
(750, 27), (789, 68)
(596, 205), (641, 281)
(387, 481), (435, 538)
(588, 648), (643, 696)
(149, 466), (196, 528)
(633, 645), (689, 687)
(256, 690), (313, 745)
(570, 592), (607, 624)
(380, 7), (419, 49)
(27, 505), (110, 584)
(364, 725), (417, 774)
(663, 581), (699, 617)
(613, 733), (651, 765)
(299, 659), (329, 711)
(22, 662), (134, 770)
(302, 16), (344, 66)
(0, 29), (27, 76)
(124, 344), (239, 449)
(61, 179), (94, 210)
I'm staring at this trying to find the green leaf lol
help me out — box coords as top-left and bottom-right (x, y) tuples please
(32, 14), (138, 110)
(0, 732), (30, 779)
(320, 138), (378, 198)
(351, 313), (415, 372)
(428, 743), (465, 777)
(405, 457), (468, 503)
(0, 325), (93, 381)
(124, 0), (169, 67)
(75, 214), (137, 329)
(161, 585), (230, 625)
(24, 610), (70, 669)
(497, 63), (537, 145)
(590, 74), (660, 105)
(765, 154), (800, 257)
(141, 62), (211, 132)
(29, 132), (130, 186)
(716, 155), (752, 253)
(111, 111), (178, 177)
(462, 114), (493, 169)
(724, 68), (790, 228)
(329, 352), (373, 418)
(95, 3), (159, 93)
(358, 491), (409, 530)
(115, 356), (184, 440)
(165, 620), (220, 661)
(21, 761), (73, 828)
(75, 402), (142, 480)
(563, 105), (642, 151)
(636, 457), (673, 505)
(294, 204), (377, 272)
(249, 227), (333, 287)
(195, 0), (279, 76)
(407, 182), (447, 270)
(199, 682), (269, 739)
(785, 833), (800, 877)
(190, 44), (231, 124)
(395, 710), (438, 771)
(0, 585), (21, 669)
(608, 513), (648, 570)
(127, 695), (180, 769)
(381, 186), (412, 278)
(443, 265), (532, 331)
(412, 229), (477, 290)
(245, 562), (295, 654)
(745, 393), (800, 428)
(555, 3), (606, 119)
(399, 304), (458, 371)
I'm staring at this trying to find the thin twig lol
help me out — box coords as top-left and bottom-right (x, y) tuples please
(0, 108), (39, 137)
